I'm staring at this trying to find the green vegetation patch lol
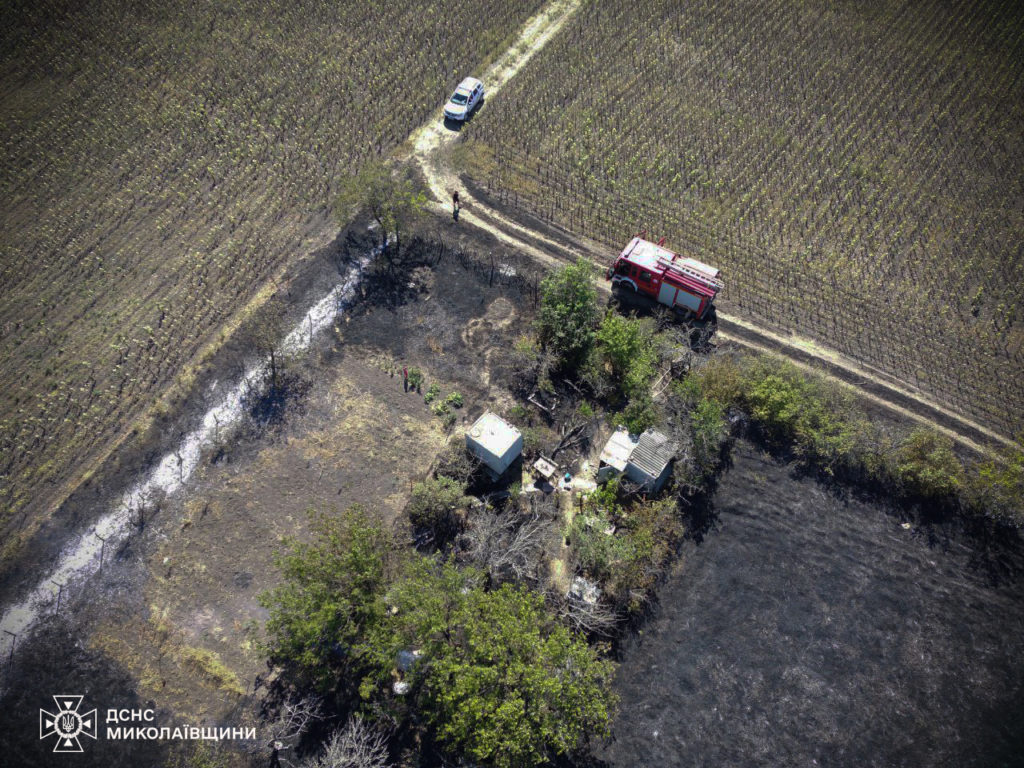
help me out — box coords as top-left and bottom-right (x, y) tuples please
(260, 507), (617, 767)
(690, 352), (1024, 523)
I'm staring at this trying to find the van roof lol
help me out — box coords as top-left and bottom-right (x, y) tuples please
(458, 76), (482, 91)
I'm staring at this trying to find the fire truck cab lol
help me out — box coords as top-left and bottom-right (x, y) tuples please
(607, 236), (723, 320)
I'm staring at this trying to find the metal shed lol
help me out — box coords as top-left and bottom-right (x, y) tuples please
(466, 411), (523, 478)
(625, 429), (676, 493)
(597, 427), (638, 484)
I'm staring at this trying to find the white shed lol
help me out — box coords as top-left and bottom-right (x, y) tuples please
(466, 411), (523, 478)
(597, 427), (637, 484)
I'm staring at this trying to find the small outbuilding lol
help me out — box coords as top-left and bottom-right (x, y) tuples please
(626, 429), (676, 493)
(598, 427), (676, 494)
(597, 427), (637, 484)
(466, 411), (523, 479)
(532, 456), (558, 481)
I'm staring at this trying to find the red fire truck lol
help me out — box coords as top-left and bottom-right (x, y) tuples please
(606, 236), (724, 320)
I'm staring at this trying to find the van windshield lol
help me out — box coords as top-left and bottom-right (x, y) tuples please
(451, 92), (469, 105)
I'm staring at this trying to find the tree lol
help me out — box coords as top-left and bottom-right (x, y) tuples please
(536, 258), (599, 371)
(360, 560), (617, 768)
(334, 160), (428, 271)
(459, 503), (556, 585)
(259, 506), (396, 692)
(244, 297), (289, 402)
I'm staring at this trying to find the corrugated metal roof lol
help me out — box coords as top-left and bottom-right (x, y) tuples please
(627, 429), (675, 479)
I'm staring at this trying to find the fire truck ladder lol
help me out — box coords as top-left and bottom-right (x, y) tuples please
(656, 256), (724, 292)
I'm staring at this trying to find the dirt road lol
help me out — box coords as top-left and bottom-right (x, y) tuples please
(404, 0), (1016, 455)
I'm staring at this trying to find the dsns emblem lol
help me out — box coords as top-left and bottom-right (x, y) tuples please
(40, 695), (98, 753)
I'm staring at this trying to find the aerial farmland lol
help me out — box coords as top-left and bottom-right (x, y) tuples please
(1, 1), (1022, 767)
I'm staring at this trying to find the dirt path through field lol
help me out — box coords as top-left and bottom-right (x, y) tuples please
(405, 0), (585, 271)
(405, 0), (1016, 455)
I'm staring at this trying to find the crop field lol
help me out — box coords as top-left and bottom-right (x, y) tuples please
(0, 0), (543, 558)
(460, 0), (1024, 438)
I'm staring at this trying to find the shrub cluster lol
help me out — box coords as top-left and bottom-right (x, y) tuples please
(690, 353), (1024, 523)
(260, 509), (618, 767)
(407, 476), (472, 545)
(568, 483), (682, 614)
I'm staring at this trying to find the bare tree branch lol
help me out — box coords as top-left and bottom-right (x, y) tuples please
(459, 504), (556, 585)
(246, 695), (323, 765)
(302, 716), (390, 768)
(554, 592), (621, 637)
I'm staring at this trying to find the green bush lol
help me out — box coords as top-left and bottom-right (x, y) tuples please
(520, 425), (551, 458)
(507, 403), (529, 422)
(568, 494), (681, 613)
(713, 356), (864, 474)
(745, 373), (805, 441)
(536, 258), (599, 370)
(424, 383), (441, 404)
(689, 354), (746, 406)
(407, 476), (471, 542)
(361, 560), (617, 768)
(689, 396), (727, 481)
(594, 313), (658, 400)
(507, 335), (545, 395)
(445, 391), (463, 408)
(407, 367), (423, 389)
(568, 508), (633, 585)
(892, 428), (964, 500)
(576, 400), (595, 420)
(614, 395), (658, 435)
(967, 438), (1024, 524)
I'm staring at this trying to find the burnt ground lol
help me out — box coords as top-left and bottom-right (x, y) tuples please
(594, 440), (1024, 768)
(0, 221), (375, 608)
(5, 210), (1021, 767)
(0, 223), (542, 764)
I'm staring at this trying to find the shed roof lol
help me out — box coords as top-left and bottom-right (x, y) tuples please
(599, 428), (637, 472)
(467, 411), (521, 455)
(627, 429), (675, 478)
